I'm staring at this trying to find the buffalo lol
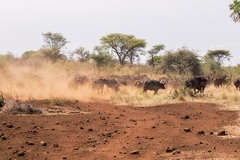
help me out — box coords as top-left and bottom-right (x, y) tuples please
(105, 78), (120, 92)
(134, 80), (144, 88)
(212, 75), (230, 88)
(143, 79), (165, 95)
(92, 78), (120, 93)
(92, 78), (108, 94)
(68, 75), (89, 91)
(185, 76), (207, 93)
(234, 78), (240, 90)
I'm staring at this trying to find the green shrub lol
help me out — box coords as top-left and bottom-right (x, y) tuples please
(51, 97), (62, 106)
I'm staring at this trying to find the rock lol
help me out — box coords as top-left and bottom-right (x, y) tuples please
(173, 150), (181, 155)
(40, 141), (47, 146)
(53, 143), (59, 147)
(7, 124), (14, 128)
(184, 115), (190, 119)
(18, 151), (25, 156)
(26, 141), (34, 145)
(217, 130), (227, 136)
(88, 128), (93, 131)
(166, 147), (176, 153)
(129, 150), (140, 155)
(197, 130), (205, 135)
(152, 125), (156, 128)
(184, 128), (191, 132)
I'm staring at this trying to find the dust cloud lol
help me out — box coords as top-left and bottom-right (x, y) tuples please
(0, 60), (112, 102)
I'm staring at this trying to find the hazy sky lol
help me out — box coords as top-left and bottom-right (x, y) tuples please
(0, 0), (239, 66)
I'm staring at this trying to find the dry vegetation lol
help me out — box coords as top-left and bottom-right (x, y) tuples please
(0, 58), (240, 110)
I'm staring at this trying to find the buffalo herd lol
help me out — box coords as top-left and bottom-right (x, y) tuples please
(67, 74), (240, 95)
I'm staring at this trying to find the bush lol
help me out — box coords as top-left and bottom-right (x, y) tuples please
(51, 97), (62, 106)
(4, 101), (43, 114)
(0, 93), (5, 108)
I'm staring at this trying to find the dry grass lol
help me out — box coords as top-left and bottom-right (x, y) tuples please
(0, 59), (239, 111)
(110, 84), (240, 110)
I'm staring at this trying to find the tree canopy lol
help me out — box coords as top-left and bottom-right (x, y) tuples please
(91, 45), (113, 69)
(73, 47), (90, 62)
(205, 50), (231, 67)
(160, 47), (201, 76)
(147, 44), (165, 69)
(41, 32), (69, 62)
(230, 0), (240, 22)
(42, 32), (69, 49)
(100, 33), (146, 65)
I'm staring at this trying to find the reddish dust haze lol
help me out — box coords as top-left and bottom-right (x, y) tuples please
(0, 61), (113, 102)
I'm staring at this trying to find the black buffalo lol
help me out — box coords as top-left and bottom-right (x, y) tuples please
(185, 76), (207, 93)
(212, 75), (230, 88)
(234, 78), (240, 90)
(105, 78), (119, 92)
(92, 78), (108, 94)
(143, 79), (165, 95)
(68, 75), (89, 91)
(92, 78), (120, 93)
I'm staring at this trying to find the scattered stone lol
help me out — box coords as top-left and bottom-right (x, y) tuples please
(88, 128), (93, 132)
(172, 150), (181, 155)
(2, 136), (7, 140)
(162, 121), (167, 124)
(129, 150), (140, 155)
(26, 141), (34, 145)
(180, 145), (185, 148)
(166, 147), (176, 153)
(197, 130), (205, 135)
(184, 115), (189, 119)
(184, 128), (191, 132)
(18, 151), (25, 156)
(7, 124), (14, 128)
(40, 141), (47, 146)
(217, 130), (227, 136)
(53, 143), (59, 147)
(209, 131), (214, 135)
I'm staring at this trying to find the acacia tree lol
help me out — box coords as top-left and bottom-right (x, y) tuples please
(41, 32), (69, 62)
(147, 44), (165, 69)
(73, 47), (90, 62)
(100, 33), (146, 65)
(90, 45), (113, 69)
(127, 47), (145, 65)
(160, 47), (201, 75)
(42, 32), (69, 49)
(230, 0), (240, 22)
(203, 50), (231, 74)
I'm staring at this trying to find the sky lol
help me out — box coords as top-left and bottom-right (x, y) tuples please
(0, 0), (239, 66)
